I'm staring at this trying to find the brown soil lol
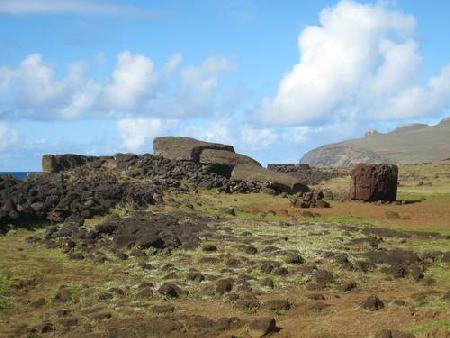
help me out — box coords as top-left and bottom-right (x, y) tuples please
(247, 199), (450, 231)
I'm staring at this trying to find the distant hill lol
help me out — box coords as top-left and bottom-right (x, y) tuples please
(300, 118), (450, 167)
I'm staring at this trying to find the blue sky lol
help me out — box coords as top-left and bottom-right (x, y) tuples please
(1, 0), (450, 171)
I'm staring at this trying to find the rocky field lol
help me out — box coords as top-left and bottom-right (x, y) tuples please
(0, 139), (449, 338)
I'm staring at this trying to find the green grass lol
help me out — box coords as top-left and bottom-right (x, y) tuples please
(425, 265), (450, 284)
(0, 273), (13, 311)
(408, 320), (450, 335)
(320, 215), (380, 227)
(390, 237), (450, 253)
(397, 190), (450, 201)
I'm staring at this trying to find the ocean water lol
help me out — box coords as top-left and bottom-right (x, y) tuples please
(0, 172), (33, 180)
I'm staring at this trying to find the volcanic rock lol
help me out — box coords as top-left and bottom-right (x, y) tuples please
(231, 164), (308, 193)
(350, 164), (398, 201)
(153, 137), (234, 162)
(42, 154), (111, 173)
(199, 148), (260, 167)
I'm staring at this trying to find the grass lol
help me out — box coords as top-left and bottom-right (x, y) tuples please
(0, 273), (13, 311)
(397, 190), (450, 201)
(425, 265), (450, 284)
(408, 320), (450, 335)
(320, 215), (380, 227)
(389, 237), (450, 253)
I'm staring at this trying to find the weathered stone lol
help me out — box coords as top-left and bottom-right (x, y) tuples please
(153, 137), (234, 162)
(350, 164), (398, 201)
(231, 164), (309, 193)
(199, 148), (260, 167)
(248, 317), (277, 337)
(362, 295), (385, 311)
(42, 154), (111, 173)
(216, 278), (234, 295)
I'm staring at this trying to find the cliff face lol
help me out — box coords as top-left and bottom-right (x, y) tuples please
(300, 118), (450, 167)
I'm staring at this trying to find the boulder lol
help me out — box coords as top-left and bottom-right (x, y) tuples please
(350, 164), (398, 201)
(153, 137), (234, 162)
(199, 149), (260, 167)
(42, 154), (111, 173)
(232, 164), (308, 193)
(199, 148), (261, 178)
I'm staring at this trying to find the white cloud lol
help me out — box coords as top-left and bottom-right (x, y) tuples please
(181, 56), (235, 94)
(240, 126), (277, 150)
(382, 64), (450, 119)
(147, 55), (237, 118)
(0, 0), (152, 16)
(18, 54), (65, 108)
(117, 118), (177, 151)
(0, 52), (236, 120)
(257, 0), (450, 126)
(0, 121), (19, 151)
(0, 54), (101, 119)
(101, 51), (158, 111)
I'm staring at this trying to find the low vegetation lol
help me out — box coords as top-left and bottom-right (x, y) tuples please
(0, 161), (449, 337)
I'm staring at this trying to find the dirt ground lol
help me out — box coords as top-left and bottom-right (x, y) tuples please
(0, 162), (449, 338)
(244, 198), (450, 232)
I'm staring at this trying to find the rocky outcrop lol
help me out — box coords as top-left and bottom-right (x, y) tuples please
(113, 154), (262, 193)
(3, 151), (269, 231)
(153, 137), (234, 162)
(231, 164), (308, 193)
(0, 170), (161, 231)
(42, 155), (112, 173)
(350, 164), (398, 201)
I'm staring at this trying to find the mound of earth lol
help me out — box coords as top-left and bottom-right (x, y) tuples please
(300, 117), (450, 167)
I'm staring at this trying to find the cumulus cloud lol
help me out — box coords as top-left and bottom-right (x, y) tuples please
(0, 0), (154, 16)
(101, 51), (158, 111)
(0, 121), (19, 151)
(0, 52), (235, 120)
(383, 65), (450, 119)
(257, 0), (450, 126)
(117, 118), (177, 151)
(0, 54), (100, 119)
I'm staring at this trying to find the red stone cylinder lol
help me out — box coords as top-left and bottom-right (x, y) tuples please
(350, 164), (398, 201)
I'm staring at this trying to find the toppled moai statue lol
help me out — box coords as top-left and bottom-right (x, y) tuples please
(153, 136), (261, 178)
(292, 190), (330, 208)
(350, 164), (398, 201)
(232, 164), (309, 194)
